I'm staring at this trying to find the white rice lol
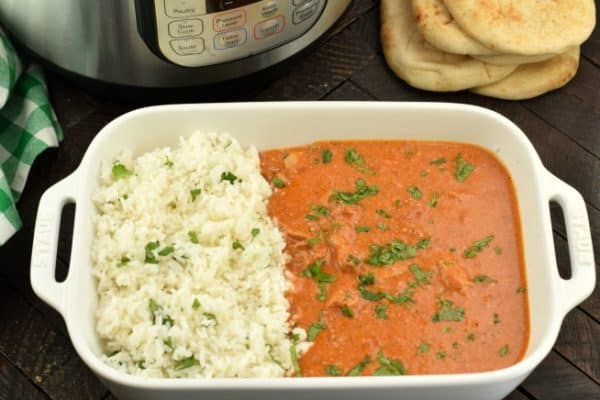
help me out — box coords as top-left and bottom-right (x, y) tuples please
(91, 132), (307, 378)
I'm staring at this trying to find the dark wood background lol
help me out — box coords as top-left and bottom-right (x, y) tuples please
(0, 1), (597, 399)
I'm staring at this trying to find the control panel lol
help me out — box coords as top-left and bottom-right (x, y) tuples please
(150, 0), (327, 67)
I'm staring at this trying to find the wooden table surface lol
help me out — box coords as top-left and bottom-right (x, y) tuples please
(0, 1), (598, 399)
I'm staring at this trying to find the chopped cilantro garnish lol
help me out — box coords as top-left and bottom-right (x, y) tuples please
(251, 228), (260, 238)
(149, 298), (160, 315)
(305, 214), (319, 221)
(455, 153), (475, 182)
(358, 285), (387, 301)
(311, 204), (330, 216)
(322, 148), (333, 164)
(355, 226), (371, 233)
(232, 240), (244, 250)
(164, 158), (173, 168)
(432, 299), (464, 322)
(358, 272), (375, 285)
(307, 234), (321, 246)
(203, 312), (218, 324)
(174, 356), (199, 370)
(472, 275), (497, 284)
(290, 344), (302, 376)
(464, 235), (495, 258)
(325, 364), (342, 376)
(144, 241), (160, 264)
(366, 239), (420, 266)
(347, 255), (361, 266)
(430, 158), (446, 165)
(494, 246), (502, 255)
(516, 287), (527, 294)
(436, 351), (447, 360)
(158, 246), (174, 256)
(416, 238), (431, 250)
(430, 192), (439, 208)
(466, 333), (476, 342)
(376, 209), (391, 219)
(190, 188), (202, 201)
(316, 282), (328, 302)
(493, 313), (501, 324)
(375, 303), (388, 319)
(417, 343), (430, 354)
(111, 162), (133, 180)
(376, 223), (389, 231)
(117, 256), (130, 268)
(409, 264), (432, 285)
(389, 287), (415, 305)
(220, 171), (239, 184)
(192, 298), (200, 310)
(374, 351), (407, 375)
(302, 260), (335, 283)
(145, 241), (159, 251)
(136, 360), (146, 369)
(498, 345), (509, 357)
(420, 170), (428, 177)
(408, 185), (423, 200)
(149, 298), (173, 326)
(344, 148), (374, 175)
(307, 321), (327, 341)
(394, 199), (403, 208)
(330, 178), (379, 205)
(272, 176), (287, 188)
(347, 355), (371, 376)
(452, 342), (460, 350)
(340, 305), (354, 318)
(188, 231), (199, 244)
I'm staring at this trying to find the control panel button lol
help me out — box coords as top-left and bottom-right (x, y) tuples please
(213, 10), (247, 32)
(170, 38), (205, 55)
(214, 29), (248, 49)
(168, 19), (203, 37)
(164, 0), (206, 18)
(260, 1), (279, 18)
(254, 15), (285, 40)
(293, 0), (319, 24)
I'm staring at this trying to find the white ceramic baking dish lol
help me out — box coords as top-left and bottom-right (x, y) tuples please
(31, 102), (595, 400)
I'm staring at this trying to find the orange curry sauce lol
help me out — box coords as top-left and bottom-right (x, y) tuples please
(260, 141), (529, 376)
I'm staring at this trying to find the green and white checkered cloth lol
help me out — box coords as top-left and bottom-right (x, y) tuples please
(0, 27), (63, 245)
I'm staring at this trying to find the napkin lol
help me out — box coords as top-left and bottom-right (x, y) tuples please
(0, 27), (62, 245)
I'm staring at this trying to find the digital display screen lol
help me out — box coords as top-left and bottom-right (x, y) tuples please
(206, 0), (262, 13)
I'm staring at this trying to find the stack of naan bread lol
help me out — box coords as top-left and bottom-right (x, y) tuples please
(381, 0), (596, 99)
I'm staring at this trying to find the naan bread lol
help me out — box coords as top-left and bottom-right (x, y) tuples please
(381, 0), (517, 92)
(471, 47), (580, 100)
(443, 0), (596, 55)
(412, 0), (495, 55)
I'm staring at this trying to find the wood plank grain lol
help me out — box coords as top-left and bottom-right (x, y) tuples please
(554, 309), (600, 384)
(253, 10), (378, 100)
(41, 357), (107, 400)
(522, 58), (600, 158)
(504, 390), (531, 400)
(519, 351), (599, 399)
(0, 278), (73, 383)
(323, 80), (376, 100)
(0, 354), (48, 400)
(323, 0), (376, 39)
(350, 58), (600, 209)
(581, 6), (600, 66)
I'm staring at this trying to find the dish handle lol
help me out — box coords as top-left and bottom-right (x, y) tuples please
(545, 171), (596, 315)
(30, 173), (77, 315)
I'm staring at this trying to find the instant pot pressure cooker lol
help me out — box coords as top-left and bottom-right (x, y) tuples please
(0, 0), (351, 87)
